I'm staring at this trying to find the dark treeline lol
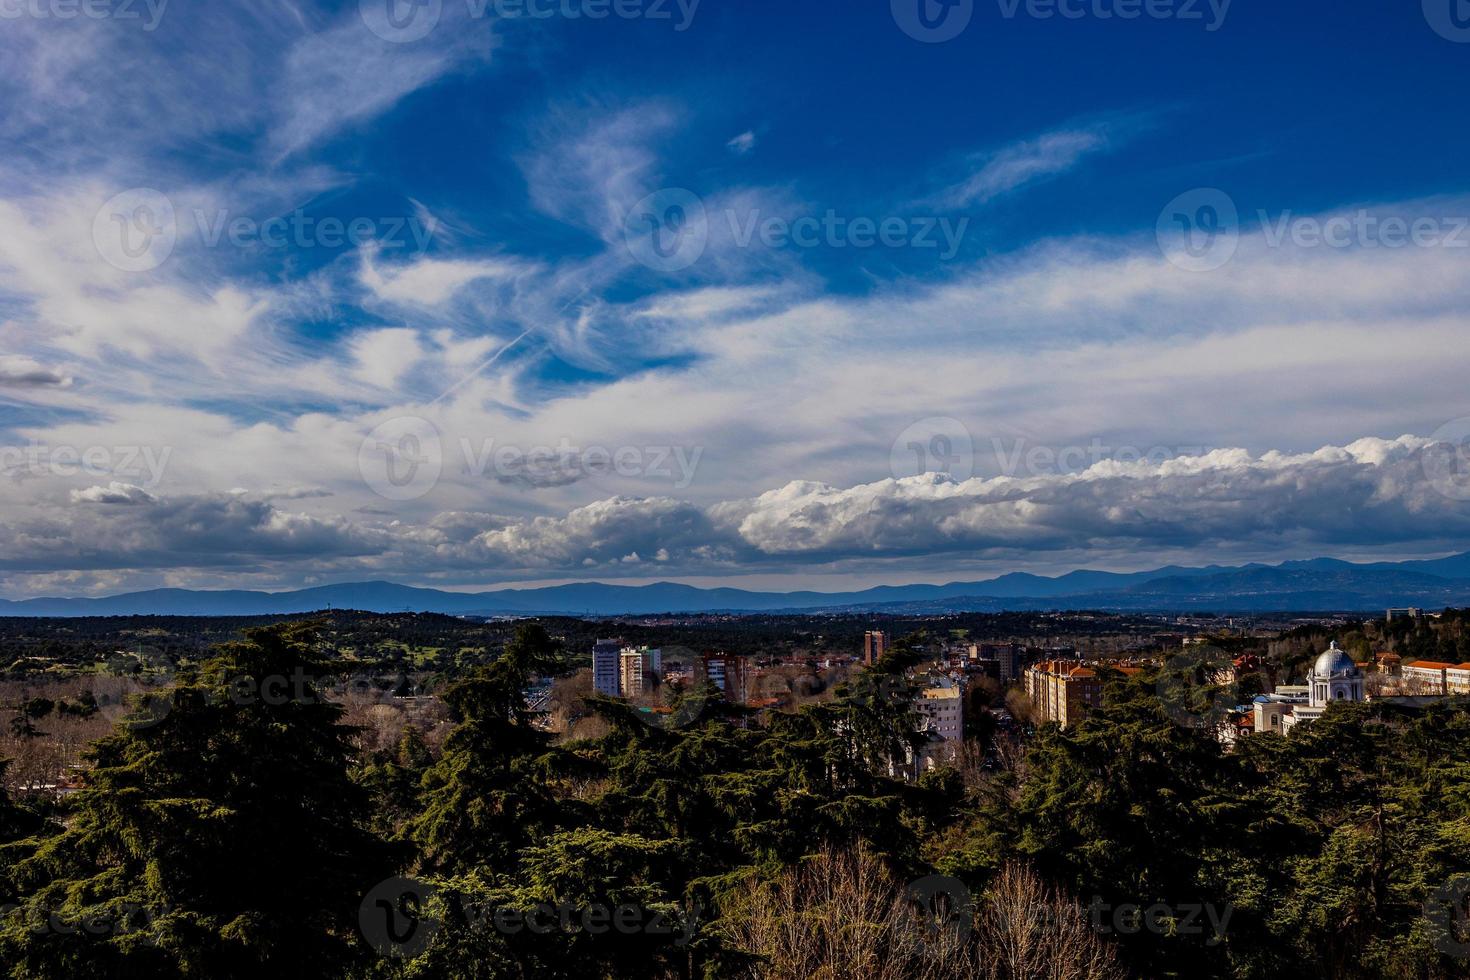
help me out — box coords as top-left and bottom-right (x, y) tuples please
(1, 608), (1176, 676)
(1, 620), (1468, 978)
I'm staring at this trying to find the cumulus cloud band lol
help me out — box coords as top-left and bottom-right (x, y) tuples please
(6, 435), (1467, 590)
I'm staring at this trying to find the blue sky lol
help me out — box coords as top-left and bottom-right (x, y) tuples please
(1, 0), (1469, 597)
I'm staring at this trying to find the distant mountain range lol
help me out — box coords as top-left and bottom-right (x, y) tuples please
(5, 551), (1470, 617)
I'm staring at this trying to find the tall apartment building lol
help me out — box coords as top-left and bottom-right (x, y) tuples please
(618, 646), (662, 698)
(916, 678), (964, 767)
(592, 638), (623, 697)
(1024, 660), (1103, 728)
(701, 653), (748, 703)
(863, 630), (888, 666)
(980, 643), (1021, 681)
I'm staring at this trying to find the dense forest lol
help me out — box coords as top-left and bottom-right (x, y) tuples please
(0, 618), (1467, 978)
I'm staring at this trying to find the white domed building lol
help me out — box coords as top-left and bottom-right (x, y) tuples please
(1280, 641), (1365, 733)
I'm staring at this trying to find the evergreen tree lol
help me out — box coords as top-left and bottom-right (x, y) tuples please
(409, 623), (582, 876)
(0, 623), (389, 979)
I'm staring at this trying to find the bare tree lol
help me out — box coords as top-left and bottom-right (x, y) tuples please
(724, 848), (1124, 980)
(723, 844), (981, 980)
(976, 862), (1126, 980)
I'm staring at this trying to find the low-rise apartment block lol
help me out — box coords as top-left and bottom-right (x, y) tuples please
(1402, 660), (1454, 694)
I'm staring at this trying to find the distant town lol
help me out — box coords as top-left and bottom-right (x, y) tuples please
(1, 603), (1469, 976)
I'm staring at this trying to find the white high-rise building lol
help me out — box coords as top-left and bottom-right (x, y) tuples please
(915, 676), (964, 768)
(593, 638), (622, 697)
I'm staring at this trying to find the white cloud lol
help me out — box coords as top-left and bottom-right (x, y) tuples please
(929, 122), (1119, 208)
(0, 356), (71, 389)
(521, 100), (681, 239)
(70, 483), (157, 505)
(12, 434), (1465, 590)
(727, 130), (757, 155)
(348, 327), (425, 390)
(270, 13), (496, 159)
(361, 254), (525, 306)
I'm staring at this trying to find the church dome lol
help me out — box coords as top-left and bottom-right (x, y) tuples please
(1312, 642), (1359, 679)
